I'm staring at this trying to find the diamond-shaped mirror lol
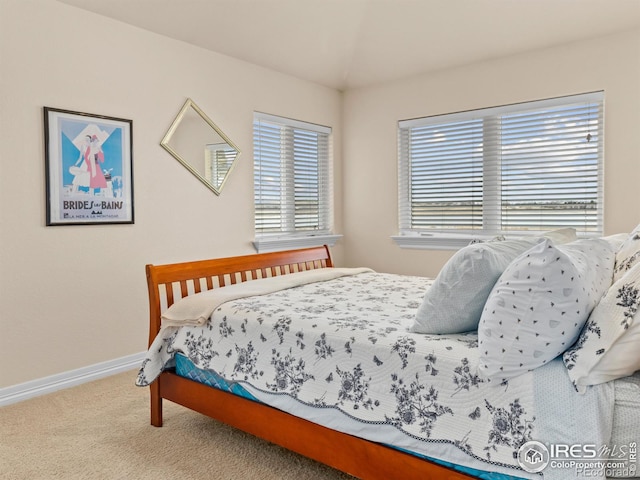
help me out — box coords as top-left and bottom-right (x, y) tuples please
(161, 98), (240, 195)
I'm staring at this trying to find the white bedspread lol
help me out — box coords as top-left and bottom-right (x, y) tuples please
(138, 271), (617, 479)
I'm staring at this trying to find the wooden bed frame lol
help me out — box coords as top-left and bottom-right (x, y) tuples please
(145, 245), (475, 480)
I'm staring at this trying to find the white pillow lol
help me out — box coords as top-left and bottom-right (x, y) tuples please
(478, 238), (615, 382)
(469, 228), (576, 246)
(601, 232), (628, 253)
(410, 237), (543, 334)
(543, 227), (578, 244)
(563, 261), (640, 393)
(613, 224), (640, 283)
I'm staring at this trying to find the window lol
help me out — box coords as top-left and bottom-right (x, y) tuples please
(395, 92), (604, 249)
(253, 112), (340, 252)
(205, 144), (236, 188)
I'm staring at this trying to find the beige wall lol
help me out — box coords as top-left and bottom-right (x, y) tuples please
(0, 0), (343, 388)
(342, 29), (640, 277)
(2, 1), (639, 390)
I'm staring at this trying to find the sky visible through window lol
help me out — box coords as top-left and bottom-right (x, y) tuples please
(408, 101), (601, 233)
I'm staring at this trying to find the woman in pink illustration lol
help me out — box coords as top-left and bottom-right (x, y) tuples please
(85, 134), (107, 194)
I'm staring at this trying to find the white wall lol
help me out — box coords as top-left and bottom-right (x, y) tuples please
(342, 29), (640, 277)
(0, 0), (343, 388)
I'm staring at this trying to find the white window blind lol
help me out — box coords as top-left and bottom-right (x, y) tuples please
(254, 112), (332, 237)
(205, 144), (236, 188)
(398, 92), (604, 240)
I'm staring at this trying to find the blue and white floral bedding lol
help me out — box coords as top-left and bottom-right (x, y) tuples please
(137, 271), (616, 479)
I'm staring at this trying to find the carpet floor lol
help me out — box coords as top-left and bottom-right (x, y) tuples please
(0, 371), (354, 479)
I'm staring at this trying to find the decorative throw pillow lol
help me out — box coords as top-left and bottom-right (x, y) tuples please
(478, 238), (615, 382)
(469, 228), (575, 246)
(601, 233), (628, 254)
(542, 227), (578, 244)
(613, 224), (640, 283)
(410, 237), (544, 334)
(410, 228), (577, 335)
(563, 261), (640, 393)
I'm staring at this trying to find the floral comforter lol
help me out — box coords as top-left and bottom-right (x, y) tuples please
(137, 271), (614, 478)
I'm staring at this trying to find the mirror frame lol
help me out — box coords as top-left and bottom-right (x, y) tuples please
(160, 98), (240, 195)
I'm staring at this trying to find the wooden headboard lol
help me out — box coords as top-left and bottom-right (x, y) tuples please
(145, 245), (333, 346)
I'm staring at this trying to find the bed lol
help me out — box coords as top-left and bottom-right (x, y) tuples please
(137, 244), (639, 480)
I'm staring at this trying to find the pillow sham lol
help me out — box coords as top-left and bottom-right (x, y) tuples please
(563, 261), (640, 393)
(410, 237), (543, 334)
(469, 228), (576, 245)
(542, 227), (578, 244)
(613, 224), (640, 283)
(601, 232), (628, 253)
(478, 238), (615, 383)
(410, 228), (577, 335)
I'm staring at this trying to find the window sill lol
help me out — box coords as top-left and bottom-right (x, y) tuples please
(392, 228), (596, 251)
(253, 234), (343, 253)
(391, 234), (475, 251)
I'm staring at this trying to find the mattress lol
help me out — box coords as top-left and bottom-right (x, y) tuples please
(611, 373), (640, 479)
(175, 353), (258, 401)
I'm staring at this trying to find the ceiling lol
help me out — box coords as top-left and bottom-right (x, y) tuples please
(57, 0), (640, 91)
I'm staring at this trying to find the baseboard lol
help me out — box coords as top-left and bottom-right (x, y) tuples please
(0, 351), (146, 407)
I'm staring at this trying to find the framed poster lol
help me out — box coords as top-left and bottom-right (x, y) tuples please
(44, 107), (134, 225)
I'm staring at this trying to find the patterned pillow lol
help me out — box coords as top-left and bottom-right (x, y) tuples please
(410, 237), (543, 334)
(613, 224), (640, 283)
(478, 238), (615, 382)
(563, 261), (640, 393)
